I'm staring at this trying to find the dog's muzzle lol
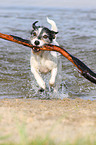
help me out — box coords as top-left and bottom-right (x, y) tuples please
(32, 40), (41, 52)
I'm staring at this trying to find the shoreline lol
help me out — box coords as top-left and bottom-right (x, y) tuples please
(0, 98), (96, 144)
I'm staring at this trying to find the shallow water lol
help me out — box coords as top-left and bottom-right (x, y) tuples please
(0, 6), (96, 100)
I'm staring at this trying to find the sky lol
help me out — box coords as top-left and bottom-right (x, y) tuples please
(0, 0), (96, 8)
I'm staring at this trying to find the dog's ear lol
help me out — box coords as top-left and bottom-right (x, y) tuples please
(51, 31), (58, 39)
(32, 21), (38, 30)
(54, 31), (58, 34)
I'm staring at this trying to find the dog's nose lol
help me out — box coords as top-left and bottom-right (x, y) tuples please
(34, 40), (40, 46)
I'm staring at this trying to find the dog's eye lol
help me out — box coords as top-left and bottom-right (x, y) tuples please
(33, 32), (36, 36)
(43, 35), (48, 39)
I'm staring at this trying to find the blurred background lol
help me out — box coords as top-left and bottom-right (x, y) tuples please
(0, 0), (96, 100)
(1, 0), (96, 8)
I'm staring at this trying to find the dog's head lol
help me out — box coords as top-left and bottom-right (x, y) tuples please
(30, 21), (58, 47)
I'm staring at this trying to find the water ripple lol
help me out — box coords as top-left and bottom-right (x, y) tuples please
(0, 6), (96, 100)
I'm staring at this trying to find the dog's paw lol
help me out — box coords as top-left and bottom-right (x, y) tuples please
(40, 82), (46, 90)
(49, 79), (55, 87)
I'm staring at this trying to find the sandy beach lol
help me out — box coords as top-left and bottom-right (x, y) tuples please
(0, 98), (96, 144)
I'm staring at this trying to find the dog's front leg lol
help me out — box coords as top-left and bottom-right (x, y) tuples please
(31, 66), (46, 90)
(30, 56), (46, 90)
(49, 67), (57, 86)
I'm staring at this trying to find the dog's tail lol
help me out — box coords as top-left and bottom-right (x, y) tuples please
(47, 17), (58, 32)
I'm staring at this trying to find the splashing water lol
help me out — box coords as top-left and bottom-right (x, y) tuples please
(0, 6), (96, 100)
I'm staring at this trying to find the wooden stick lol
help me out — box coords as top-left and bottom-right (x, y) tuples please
(0, 32), (96, 84)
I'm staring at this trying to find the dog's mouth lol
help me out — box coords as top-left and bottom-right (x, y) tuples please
(32, 46), (40, 52)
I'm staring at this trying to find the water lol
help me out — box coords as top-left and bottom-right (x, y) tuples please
(0, 6), (96, 100)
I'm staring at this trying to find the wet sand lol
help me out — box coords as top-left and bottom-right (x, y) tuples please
(0, 98), (96, 144)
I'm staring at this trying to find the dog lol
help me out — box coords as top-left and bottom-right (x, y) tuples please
(30, 18), (59, 91)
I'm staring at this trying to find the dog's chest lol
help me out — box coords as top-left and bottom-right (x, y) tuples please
(33, 52), (57, 73)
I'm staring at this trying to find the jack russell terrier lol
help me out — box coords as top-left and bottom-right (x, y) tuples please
(30, 18), (60, 91)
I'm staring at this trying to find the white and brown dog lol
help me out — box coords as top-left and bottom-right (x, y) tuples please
(30, 18), (59, 91)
